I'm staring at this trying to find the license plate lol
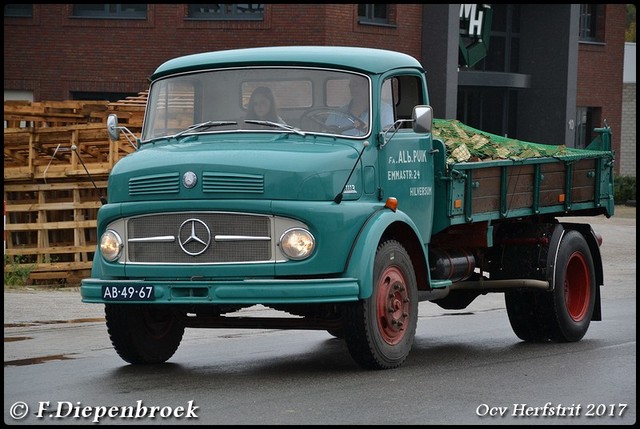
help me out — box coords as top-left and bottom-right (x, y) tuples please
(102, 285), (155, 301)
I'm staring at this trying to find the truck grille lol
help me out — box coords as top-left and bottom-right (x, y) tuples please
(126, 212), (272, 264)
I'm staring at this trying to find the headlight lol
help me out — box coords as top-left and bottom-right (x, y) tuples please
(100, 229), (123, 262)
(280, 228), (315, 260)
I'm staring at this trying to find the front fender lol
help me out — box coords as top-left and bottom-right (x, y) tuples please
(345, 208), (426, 300)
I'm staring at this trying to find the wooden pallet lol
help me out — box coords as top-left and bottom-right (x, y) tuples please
(3, 100), (109, 128)
(4, 93), (149, 285)
(4, 124), (137, 180)
(4, 181), (106, 283)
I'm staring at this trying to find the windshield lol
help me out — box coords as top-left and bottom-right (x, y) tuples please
(141, 68), (371, 141)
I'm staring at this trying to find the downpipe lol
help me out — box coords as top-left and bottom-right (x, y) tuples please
(418, 278), (549, 302)
(449, 278), (550, 292)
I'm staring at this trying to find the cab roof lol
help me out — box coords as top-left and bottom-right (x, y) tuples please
(150, 46), (424, 80)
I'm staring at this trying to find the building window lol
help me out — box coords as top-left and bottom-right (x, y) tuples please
(4, 4), (33, 17)
(187, 4), (264, 20)
(461, 4), (520, 73)
(358, 4), (389, 25)
(575, 106), (601, 148)
(71, 4), (147, 19)
(457, 87), (519, 139)
(579, 4), (604, 43)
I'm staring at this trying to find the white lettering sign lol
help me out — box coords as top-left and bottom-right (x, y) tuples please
(387, 170), (421, 181)
(409, 186), (432, 196)
(388, 150), (428, 165)
(460, 4), (484, 38)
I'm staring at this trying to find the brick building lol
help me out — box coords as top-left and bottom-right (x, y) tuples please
(4, 4), (627, 173)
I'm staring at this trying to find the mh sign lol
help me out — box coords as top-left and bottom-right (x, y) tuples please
(459, 4), (493, 68)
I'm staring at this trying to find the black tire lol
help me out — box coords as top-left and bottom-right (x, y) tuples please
(505, 230), (596, 342)
(105, 304), (185, 364)
(504, 289), (550, 342)
(326, 326), (346, 339)
(344, 240), (418, 369)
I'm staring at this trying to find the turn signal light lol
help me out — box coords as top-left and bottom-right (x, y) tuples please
(385, 197), (398, 212)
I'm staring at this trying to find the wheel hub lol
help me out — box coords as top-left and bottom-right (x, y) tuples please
(377, 267), (410, 345)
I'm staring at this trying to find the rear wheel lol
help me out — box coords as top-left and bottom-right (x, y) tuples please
(344, 240), (418, 369)
(326, 328), (345, 339)
(105, 304), (185, 364)
(505, 230), (596, 342)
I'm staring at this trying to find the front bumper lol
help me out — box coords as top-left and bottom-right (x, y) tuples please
(81, 277), (360, 305)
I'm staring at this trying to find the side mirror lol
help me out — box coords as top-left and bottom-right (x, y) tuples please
(412, 105), (433, 134)
(107, 114), (121, 141)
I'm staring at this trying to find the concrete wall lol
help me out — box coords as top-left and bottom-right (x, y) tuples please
(620, 43), (636, 177)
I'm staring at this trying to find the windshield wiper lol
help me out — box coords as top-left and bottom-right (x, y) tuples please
(244, 120), (306, 136)
(172, 120), (237, 139)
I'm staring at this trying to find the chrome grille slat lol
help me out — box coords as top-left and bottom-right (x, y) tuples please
(127, 212), (271, 263)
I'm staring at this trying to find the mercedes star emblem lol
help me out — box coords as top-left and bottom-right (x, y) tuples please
(178, 218), (211, 256)
(183, 171), (198, 189)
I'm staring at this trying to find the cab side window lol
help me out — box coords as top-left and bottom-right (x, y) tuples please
(383, 75), (424, 129)
(380, 79), (396, 129)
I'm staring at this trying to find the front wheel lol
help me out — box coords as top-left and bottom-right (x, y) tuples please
(105, 304), (185, 364)
(505, 230), (596, 342)
(344, 240), (418, 369)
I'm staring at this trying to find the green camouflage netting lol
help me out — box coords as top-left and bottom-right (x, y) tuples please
(432, 119), (606, 164)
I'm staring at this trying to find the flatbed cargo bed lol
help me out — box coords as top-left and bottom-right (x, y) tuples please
(431, 120), (615, 231)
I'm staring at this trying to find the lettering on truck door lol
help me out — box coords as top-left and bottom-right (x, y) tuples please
(378, 75), (435, 239)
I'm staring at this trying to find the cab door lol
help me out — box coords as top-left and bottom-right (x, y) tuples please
(376, 73), (436, 241)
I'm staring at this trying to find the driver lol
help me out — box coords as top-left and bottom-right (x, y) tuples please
(325, 76), (370, 136)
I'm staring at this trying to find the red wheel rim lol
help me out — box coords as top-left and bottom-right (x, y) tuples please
(376, 266), (411, 345)
(564, 251), (591, 321)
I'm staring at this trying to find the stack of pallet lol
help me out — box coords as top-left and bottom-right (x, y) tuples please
(3, 92), (148, 285)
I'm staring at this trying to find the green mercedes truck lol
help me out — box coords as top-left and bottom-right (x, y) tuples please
(81, 46), (615, 370)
